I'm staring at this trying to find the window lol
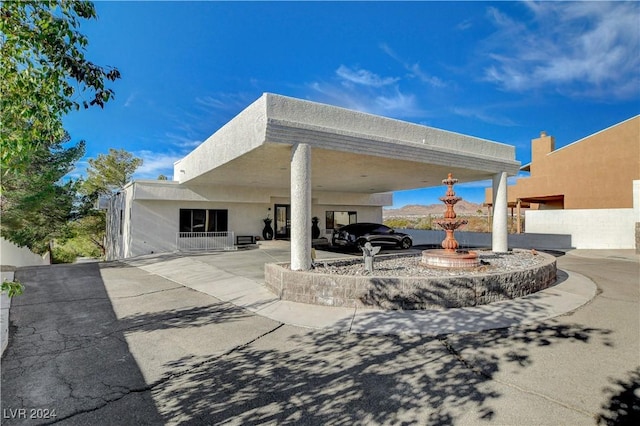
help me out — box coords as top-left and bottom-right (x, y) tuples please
(180, 209), (228, 232)
(373, 225), (392, 234)
(325, 211), (357, 230)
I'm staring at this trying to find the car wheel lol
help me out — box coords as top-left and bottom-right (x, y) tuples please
(399, 237), (412, 249)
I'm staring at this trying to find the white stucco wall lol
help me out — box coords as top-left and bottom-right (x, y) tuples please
(525, 180), (639, 249)
(112, 181), (391, 259)
(525, 208), (636, 249)
(129, 199), (274, 257)
(0, 237), (49, 269)
(125, 199), (385, 258)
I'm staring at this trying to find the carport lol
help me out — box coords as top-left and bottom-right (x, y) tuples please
(175, 93), (520, 270)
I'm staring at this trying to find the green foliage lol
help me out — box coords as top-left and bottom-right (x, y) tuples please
(1, 279), (24, 298)
(384, 218), (412, 229)
(0, 133), (85, 253)
(50, 216), (105, 263)
(384, 216), (433, 230)
(61, 233), (102, 258)
(157, 174), (168, 180)
(81, 148), (143, 196)
(70, 148), (141, 256)
(0, 1), (120, 255)
(0, 0), (121, 175)
(414, 217), (433, 230)
(51, 245), (76, 264)
(61, 212), (106, 257)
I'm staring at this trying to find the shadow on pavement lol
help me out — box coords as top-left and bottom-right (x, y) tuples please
(1, 253), (629, 424)
(1, 262), (163, 425)
(149, 320), (614, 424)
(115, 304), (253, 333)
(597, 367), (640, 425)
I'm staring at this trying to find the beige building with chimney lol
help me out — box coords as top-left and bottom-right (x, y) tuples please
(486, 115), (640, 249)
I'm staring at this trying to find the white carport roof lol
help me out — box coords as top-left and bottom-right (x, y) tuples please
(174, 93), (520, 192)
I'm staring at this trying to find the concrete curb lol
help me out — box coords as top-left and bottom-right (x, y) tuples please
(1, 268), (16, 356)
(1, 292), (11, 355)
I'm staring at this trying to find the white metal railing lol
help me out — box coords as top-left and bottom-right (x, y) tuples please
(176, 231), (236, 251)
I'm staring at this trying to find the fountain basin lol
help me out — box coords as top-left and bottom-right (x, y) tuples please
(264, 250), (557, 310)
(420, 249), (480, 268)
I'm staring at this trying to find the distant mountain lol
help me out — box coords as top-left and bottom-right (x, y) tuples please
(383, 200), (485, 217)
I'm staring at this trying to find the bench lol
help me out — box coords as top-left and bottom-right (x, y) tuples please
(236, 235), (256, 245)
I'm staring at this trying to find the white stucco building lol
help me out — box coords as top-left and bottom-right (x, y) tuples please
(106, 93), (520, 269)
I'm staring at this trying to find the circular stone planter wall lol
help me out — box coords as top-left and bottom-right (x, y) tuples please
(264, 251), (557, 310)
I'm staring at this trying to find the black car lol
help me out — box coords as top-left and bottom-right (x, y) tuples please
(332, 223), (413, 250)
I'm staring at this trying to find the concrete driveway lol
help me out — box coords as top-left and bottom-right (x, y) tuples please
(1, 245), (638, 425)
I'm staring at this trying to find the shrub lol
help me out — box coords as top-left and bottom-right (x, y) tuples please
(51, 246), (76, 264)
(384, 218), (412, 229)
(415, 217), (432, 230)
(1, 280), (24, 298)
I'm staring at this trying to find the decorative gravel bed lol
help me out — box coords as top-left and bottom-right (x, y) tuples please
(266, 249), (557, 309)
(309, 249), (547, 277)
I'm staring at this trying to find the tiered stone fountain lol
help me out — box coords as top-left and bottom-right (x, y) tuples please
(420, 173), (480, 268)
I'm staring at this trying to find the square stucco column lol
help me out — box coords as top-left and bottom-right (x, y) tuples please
(290, 143), (312, 270)
(492, 171), (508, 253)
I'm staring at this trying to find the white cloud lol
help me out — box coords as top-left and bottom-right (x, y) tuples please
(482, 2), (640, 100)
(164, 132), (203, 149)
(195, 92), (258, 111)
(407, 63), (446, 88)
(123, 93), (136, 108)
(451, 106), (518, 127)
(309, 73), (424, 118)
(456, 19), (473, 31)
(380, 43), (446, 88)
(375, 89), (418, 114)
(133, 150), (183, 180)
(335, 65), (399, 87)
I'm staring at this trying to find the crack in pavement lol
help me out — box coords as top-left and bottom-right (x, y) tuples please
(110, 285), (185, 299)
(45, 323), (286, 424)
(11, 286), (186, 308)
(4, 302), (239, 371)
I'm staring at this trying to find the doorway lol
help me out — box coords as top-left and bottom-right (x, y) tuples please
(274, 204), (291, 239)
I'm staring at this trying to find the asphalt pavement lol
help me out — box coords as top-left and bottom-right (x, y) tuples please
(1, 245), (638, 425)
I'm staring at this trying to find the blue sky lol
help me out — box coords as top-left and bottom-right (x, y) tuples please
(63, 1), (640, 207)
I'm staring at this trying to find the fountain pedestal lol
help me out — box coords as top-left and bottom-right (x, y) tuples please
(420, 173), (480, 268)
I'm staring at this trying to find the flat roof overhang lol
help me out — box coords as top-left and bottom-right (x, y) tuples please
(176, 93), (521, 193)
(484, 201), (532, 208)
(518, 195), (565, 204)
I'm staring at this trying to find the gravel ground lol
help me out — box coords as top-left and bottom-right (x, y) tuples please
(310, 249), (547, 277)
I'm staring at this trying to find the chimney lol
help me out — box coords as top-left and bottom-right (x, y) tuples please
(530, 131), (555, 174)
